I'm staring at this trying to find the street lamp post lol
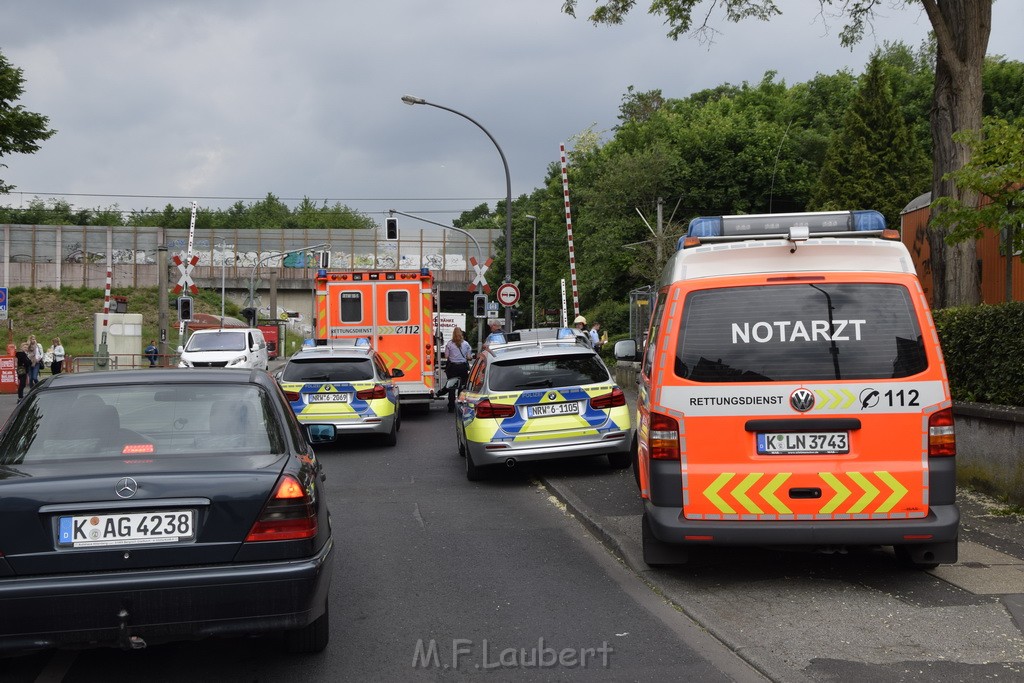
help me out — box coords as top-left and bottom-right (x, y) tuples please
(525, 215), (537, 328)
(401, 95), (514, 332)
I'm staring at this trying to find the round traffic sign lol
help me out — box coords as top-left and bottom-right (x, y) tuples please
(496, 282), (520, 307)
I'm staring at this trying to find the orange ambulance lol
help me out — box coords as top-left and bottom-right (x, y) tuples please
(615, 210), (959, 568)
(314, 268), (436, 408)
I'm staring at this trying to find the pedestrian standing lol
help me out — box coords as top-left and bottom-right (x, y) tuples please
(27, 335), (43, 387)
(443, 327), (473, 413)
(15, 342), (31, 400)
(589, 322), (603, 351)
(50, 336), (65, 375)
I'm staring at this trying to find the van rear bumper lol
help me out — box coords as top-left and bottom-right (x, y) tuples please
(645, 501), (960, 547)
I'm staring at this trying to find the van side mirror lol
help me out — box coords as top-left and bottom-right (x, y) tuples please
(614, 339), (640, 362)
(391, 368), (405, 378)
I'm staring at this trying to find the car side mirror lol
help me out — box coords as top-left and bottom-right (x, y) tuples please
(176, 345), (184, 353)
(305, 424), (337, 444)
(613, 339), (639, 362)
(391, 368), (405, 378)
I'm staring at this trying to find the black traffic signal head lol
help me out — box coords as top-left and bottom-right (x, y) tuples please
(177, 296), (193, 322)
(385, 217), (398, 240)
(473, 294), (487, 318)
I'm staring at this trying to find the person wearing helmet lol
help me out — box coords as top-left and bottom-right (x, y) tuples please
(573, 315), (587, 330)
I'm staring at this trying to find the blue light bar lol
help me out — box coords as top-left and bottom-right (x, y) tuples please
(556, 328), (576, 339)
(355, 337), (371, 347)
(420, 267), (430, 276)
(316, 269), (327, 278)
(486, 332), (506, 345)
(684, 210), (887, 242)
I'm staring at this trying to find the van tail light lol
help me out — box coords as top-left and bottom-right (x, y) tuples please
(283, 389), (300, 402)
(245, 474), (318, 542)
(475, 399), (516, 419)
(928, 408), (956, 457)
(590, 387), (626, 409)
(649, 411), (680, 461)
(356, 384), (386, 400)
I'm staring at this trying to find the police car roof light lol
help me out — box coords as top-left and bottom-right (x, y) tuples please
(556, 327), (576, 340)
(486, 332), (507, 346)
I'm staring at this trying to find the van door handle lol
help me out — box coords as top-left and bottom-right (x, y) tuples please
(789, 488), (822, 499)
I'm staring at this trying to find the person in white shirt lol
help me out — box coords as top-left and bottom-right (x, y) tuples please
(443, 327), (473, 413)
(51, 336), (66, 374)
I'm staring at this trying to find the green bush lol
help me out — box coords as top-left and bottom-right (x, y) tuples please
(933, 302), (1024, 406)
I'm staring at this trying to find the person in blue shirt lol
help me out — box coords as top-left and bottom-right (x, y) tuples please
(145, 340), (159, 367)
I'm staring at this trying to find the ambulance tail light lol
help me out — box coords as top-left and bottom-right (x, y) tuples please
(928, 408), (956, 457)
(356, 384), (387, 400)
(590, 387), (626, 409)
(649, 412), (680, 461)
(476, 399), (515, 419)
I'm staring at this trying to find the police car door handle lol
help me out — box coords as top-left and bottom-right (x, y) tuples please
(744, 418), (862, 432)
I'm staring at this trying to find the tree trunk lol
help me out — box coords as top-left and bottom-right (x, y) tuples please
(924, 0), (991, 309)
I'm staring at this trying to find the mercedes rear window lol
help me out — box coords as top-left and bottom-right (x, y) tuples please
(675, 283), (927, 382)
(488, 354), (610, 391)
(0, 384), (284, 464)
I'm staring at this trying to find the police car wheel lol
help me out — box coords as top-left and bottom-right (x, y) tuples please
(465, 452), (486, 481)
(607, 451), (630, 470)
(382, 417), (398, 447)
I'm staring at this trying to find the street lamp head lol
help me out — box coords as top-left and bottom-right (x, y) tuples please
(401, 95), (425, 106)
(525, 215), (537, 220)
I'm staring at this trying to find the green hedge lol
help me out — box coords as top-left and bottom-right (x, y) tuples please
(933, 302), (1024, 406)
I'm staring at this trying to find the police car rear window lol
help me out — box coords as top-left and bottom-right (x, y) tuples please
(488, 354), (610, 391)
(675, 283), (927, 382)
(283, 358), (375, 382)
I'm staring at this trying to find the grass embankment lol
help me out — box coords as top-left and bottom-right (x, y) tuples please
(5, 287), (241, 363)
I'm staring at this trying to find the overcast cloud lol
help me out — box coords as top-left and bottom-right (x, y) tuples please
(2, 1), (1022, 227)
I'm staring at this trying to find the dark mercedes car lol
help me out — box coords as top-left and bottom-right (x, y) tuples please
(0, 369), (336, 654)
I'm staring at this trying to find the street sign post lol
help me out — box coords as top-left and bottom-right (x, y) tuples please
(0, 287), (7, 321)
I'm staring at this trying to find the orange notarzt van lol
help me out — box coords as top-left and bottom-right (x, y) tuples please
(616, 210), (958, 568)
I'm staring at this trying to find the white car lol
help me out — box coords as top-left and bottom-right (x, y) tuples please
(178, 328), (269, 370)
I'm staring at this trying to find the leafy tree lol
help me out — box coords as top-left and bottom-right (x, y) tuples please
(931, 117), (1024, 302)
(0, 49), (56, 194)
(983, 56), (1024, 121)
(809, 53), (929, 226)
(561, 0), (995, 308)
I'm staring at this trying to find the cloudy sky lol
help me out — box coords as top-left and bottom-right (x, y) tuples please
(2, 1), (1022, 228)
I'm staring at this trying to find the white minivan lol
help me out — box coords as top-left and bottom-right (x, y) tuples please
(178, 328), (269, 370)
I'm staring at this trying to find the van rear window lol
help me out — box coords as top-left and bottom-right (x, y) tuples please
(675, 283), (927, 382)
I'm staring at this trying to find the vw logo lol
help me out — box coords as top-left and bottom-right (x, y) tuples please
(790, 388), (815, 413)
(115, 477), (139, 499)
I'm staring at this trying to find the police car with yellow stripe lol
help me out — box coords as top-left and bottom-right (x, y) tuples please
(276, 339), (402, 446)
(455, 328), (633, 481)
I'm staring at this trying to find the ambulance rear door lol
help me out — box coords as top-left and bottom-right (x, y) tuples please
(660, 276), (947, 522)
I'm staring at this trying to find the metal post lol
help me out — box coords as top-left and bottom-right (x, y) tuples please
(526, 215), (537, 328)
(401, 95), (514, 331)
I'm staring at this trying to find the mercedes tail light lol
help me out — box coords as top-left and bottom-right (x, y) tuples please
(246, 475), (318, 542)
